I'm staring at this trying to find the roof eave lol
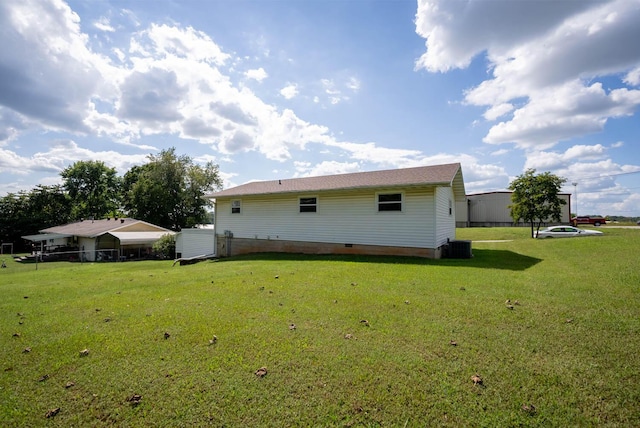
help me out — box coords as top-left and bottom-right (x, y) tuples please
(209, 180), (460, 199)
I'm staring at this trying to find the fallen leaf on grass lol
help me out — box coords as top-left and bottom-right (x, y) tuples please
(565, 319), (574, 323)
(127, 394), (142, 406)
(79, 349), (90, 357)
(360, 320), (370, 327)
(22, 347), (31, 353)
(45, 408), (60, 418)
(522, 403), (536, 414)
(209, 335), (218, 345)
(38, 374), (50, 382)
(164, 332), (170, 339)
(289, 323), (296, 330)
(12, 332), (21, 338)
(471, 374), (483, 385)
(254, 367), (268, 378)
(344, 333), (354, 339)
(65, 381), (75, 389)
(449, 340), (457, 346)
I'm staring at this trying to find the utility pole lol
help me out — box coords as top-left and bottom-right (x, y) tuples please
(572, 182), (578, 219)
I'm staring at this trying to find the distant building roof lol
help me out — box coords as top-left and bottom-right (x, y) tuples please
(466, 191), (570, 197)
(38, 218), (169, 238)
(208, 163), (465, 200)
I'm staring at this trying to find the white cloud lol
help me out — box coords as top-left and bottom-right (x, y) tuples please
(483, 103), (513, 121)
(317, 76), (359, 105)
(625, 67), (640, 86)
(524, 144), (608, 172)
(346, 77), (361, 91)
(490, 149), (509, 156)
(245, 67), (268, 82)
(294, 160), (361, 177)
(94, 17), (115, 32)
(416, 0), (640, 150)
(482, 81), (640, 148)
(0, 140), (148, 177)
(0, 0), (117, 133)
(415, 0), (593, 73)
(280, 84), (298, 100)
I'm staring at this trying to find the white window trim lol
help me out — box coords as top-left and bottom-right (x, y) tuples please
(299, 195), (318, 213)
(376, 191), (404, 213)
(231, 199), (242, 214)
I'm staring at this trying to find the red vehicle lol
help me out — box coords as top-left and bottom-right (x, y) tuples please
(571, 216), (606, 226)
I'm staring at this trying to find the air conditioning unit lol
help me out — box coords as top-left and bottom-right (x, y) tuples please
(447, 240), (473, 259)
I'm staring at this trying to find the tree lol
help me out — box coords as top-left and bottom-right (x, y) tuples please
(123, 148), (222, 230)
(61, 160), (121, 220)
(152, 233), (175, 259)
(0, 185), (72, 252)
(508, 169), (567, 238)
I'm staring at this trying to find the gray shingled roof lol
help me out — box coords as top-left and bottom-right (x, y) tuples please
(208, 163), (465, 199)
(40, 218), (144, 237)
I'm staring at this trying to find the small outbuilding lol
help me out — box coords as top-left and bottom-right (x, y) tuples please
(207, 163), (466, 259)
(175, 227), (216, 259)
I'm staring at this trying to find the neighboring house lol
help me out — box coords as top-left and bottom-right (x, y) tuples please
(207, 163), (466, 259)
(455, 191), (572, 227)
(175, 227), (216, 259)
(22, 218), (173, 261)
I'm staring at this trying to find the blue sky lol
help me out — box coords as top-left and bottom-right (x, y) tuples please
(1, 0), (640, 216)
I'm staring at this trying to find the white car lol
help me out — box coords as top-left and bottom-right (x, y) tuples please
(535, 226), (603, 238)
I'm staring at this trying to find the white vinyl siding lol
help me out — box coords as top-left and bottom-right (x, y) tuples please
(216, 188), (438, 249)
(434, 186), (456, 247)
(176, 229), (216, 258)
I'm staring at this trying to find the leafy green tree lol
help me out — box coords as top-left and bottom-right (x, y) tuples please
(152, 233), (176, 259)
(509, 169), (567, 238)
(0, 185), (72, 251)
(123, 148), (222, 230)
(61, 160), (121, 220)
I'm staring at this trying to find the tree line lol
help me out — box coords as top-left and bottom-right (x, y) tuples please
(0, 148), (222, 251)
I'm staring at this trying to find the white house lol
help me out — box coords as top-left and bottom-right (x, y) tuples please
(22, 218), (173, 262)
(456, 191), (572, 227)
(207, 163), (466, 259)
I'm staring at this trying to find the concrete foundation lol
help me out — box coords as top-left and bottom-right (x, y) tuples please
(216, 236), (441, 259)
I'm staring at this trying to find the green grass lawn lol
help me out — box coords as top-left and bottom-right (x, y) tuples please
(1, 227), (639, 427)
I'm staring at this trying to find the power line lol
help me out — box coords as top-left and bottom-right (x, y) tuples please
(571, 169), (640, 181)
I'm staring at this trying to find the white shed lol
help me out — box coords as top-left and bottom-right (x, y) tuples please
(207, 163), (466, 259)
(175, 228), (216, 259)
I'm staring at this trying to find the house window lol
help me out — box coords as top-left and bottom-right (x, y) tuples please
(378, 193), (402, 212)
(449, 199), (453, 216)
(299, 197), (317, 213)
(231, 200), (241, 214)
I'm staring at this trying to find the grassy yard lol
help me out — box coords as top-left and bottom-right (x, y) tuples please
(1, 227), (639, 427)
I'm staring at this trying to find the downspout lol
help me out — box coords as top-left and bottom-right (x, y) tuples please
(212, 198), (217, 257)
